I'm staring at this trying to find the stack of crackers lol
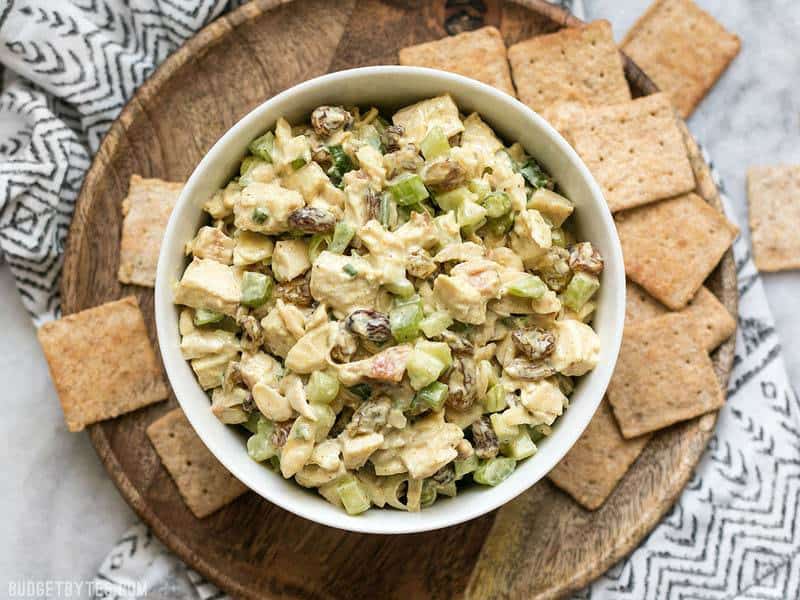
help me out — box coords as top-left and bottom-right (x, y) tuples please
(399, 0), (740, 510)
(37, 0), (744, 520)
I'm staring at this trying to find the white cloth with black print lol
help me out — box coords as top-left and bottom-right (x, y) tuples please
(1, 1), (797, 599)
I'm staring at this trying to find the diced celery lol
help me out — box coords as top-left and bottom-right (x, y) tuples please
(388, 173), (430, 206)
(193, 308), (224, 327)
(248, 131), (275, 163)
(336, 475), (371, 515)
(505, 275), (547, 299)
(291, 157), (307, 170)
(247, 423), (276, 462)
(562, 271), (600, 312)
(242, 412), (261, 434)
(406, 340), (451, 390)
(483, 384), (508, 413)
(240, 271), (273, 307)
(454, 454), (479, 479)
(467, 178), (491, 202)
(501, 429), (537, 460)
(252, 206), (269, 224)
(240, 155), (262, 177)
(435, 186), (476, 212)
(419, 311), (454, 338)
(327, 145), (354, 185)
(482, 192), (511, 219)
(308, 233), (331, 263)
(385, 278), (415, 298)
(342, 263), (359, 277)
(490, 413), (519, 443)
(413, 381), (449, 412)
(328, 222), (355, 254)
(379, 192), (394, 228)
(437, 481), (457, 497)
(517, 159), (553, 190)
(551, 227), (567, 248)
(473, 457), (516, 486)
(420, 479), (438, 507)
(420, 126), (450, 160)
(309, 404), (336, 442)
(306, 370), (339, 405)
(457, 200), (488, 230)
(389, 295), (424, 342)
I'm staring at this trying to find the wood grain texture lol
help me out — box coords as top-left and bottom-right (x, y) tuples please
(60, 1), (737, 598)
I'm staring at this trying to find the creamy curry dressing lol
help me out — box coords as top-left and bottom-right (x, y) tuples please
(173, 96), (604, 514)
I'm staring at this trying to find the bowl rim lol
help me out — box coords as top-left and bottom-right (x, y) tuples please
(155, 65), (625, 534)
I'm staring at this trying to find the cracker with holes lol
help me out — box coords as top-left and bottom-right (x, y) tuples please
(561, 93), (695, 212)
(399, 26), (515, 96)
(37, 296), (168, 432)
(625, 283), (735, 351)
(608, 313), (724, 438)
(118, 174), (184, 287)
(616, 192), (737, 310)
(548, 399), (651, 510)
(147, 408), (248, 518)
(747, 165), (800, 272)
(622, 0), (740, 118)
(508, 20), (630, 113)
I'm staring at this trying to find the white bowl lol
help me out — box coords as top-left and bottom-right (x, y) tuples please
(155, 66), (625, 534)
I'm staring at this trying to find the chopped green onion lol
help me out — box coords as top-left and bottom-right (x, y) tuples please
(193, 308), (224, 327)
(412, 381), (449, 412)
(327, 145), (354, 185)
(420, 126), (450, 160)
(434, 186), (475, 212)
(500, 429), (537, 460)
(336, 475), (371, 515)
(481, 192), (512, 218)
(562, 271), (600, 312)
(473, 457), (516, 486)
(348, 383), (372, 401)
(486, 212), (514, 236)
(483, 384), (508, 413)
(419, 311), (454, 338)
(328, 222), (355, 254)
(291, 157), (307, 170)
(248, 131), (274, 163)
(387, 173), (430, 206)
(389, 295), (424, 342)
(517, 159), (553, 190)
(342, 263), (358, 277)
(306, 371), (339, 405)
(240, 271), (272, 308)
(454, 454), (479, 480)
(505, 275), (547, 299)
(307, 233), (331, 263)
(252, 206), (269, 224)
(379, 192), (394, 228)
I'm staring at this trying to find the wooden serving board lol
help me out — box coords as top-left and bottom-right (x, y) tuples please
(61, 1), (737, 598)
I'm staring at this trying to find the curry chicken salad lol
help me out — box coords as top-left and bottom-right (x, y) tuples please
(173, 95), (603, 515)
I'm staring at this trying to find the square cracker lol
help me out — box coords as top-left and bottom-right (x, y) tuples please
(399, 27), (515, 96)
(747, 165), (800, 272)
(626, 282), (736, 351)
(147, 408), (248, 518)
(508, 20), (630, 113)
(562, 93), (695, 212)
(118, 174), (183, 287)
(608, 313), (724, 438)
(616, 192), (738, 310)
(548, 399), (651, 510)
(622, 0), (740, 118)
(37, 296), (168, 432)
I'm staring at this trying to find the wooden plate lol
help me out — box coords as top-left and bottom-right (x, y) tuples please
(61, 1), (737, 598)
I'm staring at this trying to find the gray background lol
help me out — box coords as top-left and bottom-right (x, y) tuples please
(1, 0), (798, 589)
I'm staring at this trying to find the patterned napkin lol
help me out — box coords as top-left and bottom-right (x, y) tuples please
(1, 1), (797, 599)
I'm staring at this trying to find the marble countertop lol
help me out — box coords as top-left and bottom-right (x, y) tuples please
(2, 0), (798, 590)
